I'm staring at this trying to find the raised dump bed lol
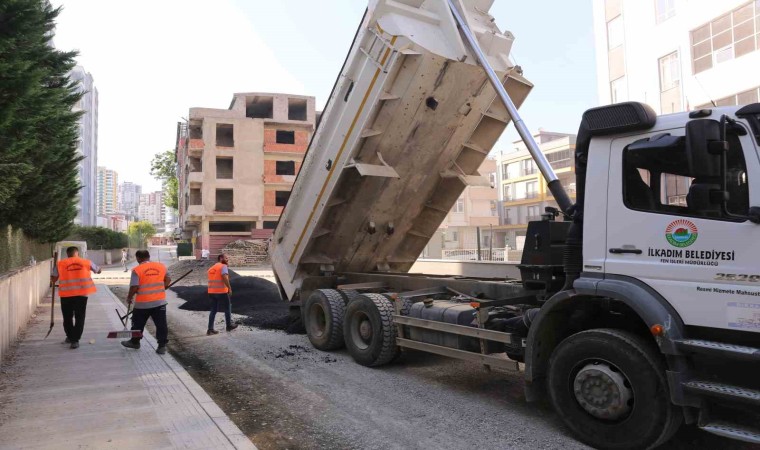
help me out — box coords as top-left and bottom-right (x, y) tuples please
(271, 0), (531, 301)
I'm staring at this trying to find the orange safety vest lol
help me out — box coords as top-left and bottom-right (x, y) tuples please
(57, 257), (96, 297)
(133, 262), (167, 305)
(207, 263), (229, 294)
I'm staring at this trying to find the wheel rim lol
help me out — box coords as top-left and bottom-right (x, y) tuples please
(572, 360), (633, 421)
(349, 311), (372, 350)
(308, 303), (326, 338)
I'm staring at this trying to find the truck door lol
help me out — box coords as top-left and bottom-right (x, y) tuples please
(604, 120), (760, 333)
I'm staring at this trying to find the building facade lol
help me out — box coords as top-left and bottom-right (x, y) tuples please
(138, 191), (165, 228)
(70, 66), (98, 226)
(96, 166), (118, 216)
(495, 130), (577, 251)
(423, 159), (500, 260)
(176, 92), (316, 257)
(593, 0), (760, 113)
(117, 181), (142, 219)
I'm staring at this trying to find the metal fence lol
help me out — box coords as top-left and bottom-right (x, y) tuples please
(0, 226), (52, 275)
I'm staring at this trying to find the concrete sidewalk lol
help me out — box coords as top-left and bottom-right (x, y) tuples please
(0, 285), (256, 450)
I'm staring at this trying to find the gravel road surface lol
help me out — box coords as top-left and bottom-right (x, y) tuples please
(107, 282), (754, 450)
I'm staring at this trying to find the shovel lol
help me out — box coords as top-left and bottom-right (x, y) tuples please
(44, 251), (59, 339)
(106, 269), (193, 339)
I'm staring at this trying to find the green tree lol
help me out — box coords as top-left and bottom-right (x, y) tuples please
(128, 221), (157, 249)
(67, 225), (128, 249)
(150, 150), (179, 210)
(0, 0), (83, 242)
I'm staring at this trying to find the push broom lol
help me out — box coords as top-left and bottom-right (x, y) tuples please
(107, 269), (193, 339)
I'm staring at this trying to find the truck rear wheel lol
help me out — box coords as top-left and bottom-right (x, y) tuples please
(344, 293), (399, 367)
(547, 328), (681, 450)
(303, 289), (345, 351)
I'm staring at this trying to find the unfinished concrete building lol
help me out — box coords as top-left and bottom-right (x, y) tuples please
(176, 92), (316, 257)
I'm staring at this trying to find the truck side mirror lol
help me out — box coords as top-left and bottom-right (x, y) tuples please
(749, 206), (760, 224)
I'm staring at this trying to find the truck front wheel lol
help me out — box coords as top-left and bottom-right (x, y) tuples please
(547, 328), (681, 450)
(303, 289), (346, 351)
(343, 294), (399, 367)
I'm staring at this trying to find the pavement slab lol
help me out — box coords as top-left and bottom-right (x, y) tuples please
(0, 285), (256, 450)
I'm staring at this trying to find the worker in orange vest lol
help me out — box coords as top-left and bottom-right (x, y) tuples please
(50, 246), (102, 349)
(121, 250), (171, 354)
(207, 253), (238, 335)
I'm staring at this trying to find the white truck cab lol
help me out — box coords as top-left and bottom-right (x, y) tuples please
(584, 106), (760, 334)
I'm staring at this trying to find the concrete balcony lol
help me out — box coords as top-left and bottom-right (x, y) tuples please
(188, 139), (204, 157)
(186, 205), (203, 219)
(187, 171), (203, 185)
(263, 143), (307, 154)
(263, 174), (296, 184)
(469, 216), (499, 227)
(263, 205), (284, 216)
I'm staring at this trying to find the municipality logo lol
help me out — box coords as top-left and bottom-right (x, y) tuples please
(666, 219), (698, 248)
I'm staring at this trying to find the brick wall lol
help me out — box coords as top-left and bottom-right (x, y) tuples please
(263, 129), (309, 153)
(263, 160), (302, 183)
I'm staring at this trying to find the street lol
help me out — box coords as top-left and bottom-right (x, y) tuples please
(100, 260), (754, 450)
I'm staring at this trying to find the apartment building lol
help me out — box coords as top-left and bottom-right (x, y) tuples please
(138, 191), (165, 228)
(421, 160), (499, 260)
(176, 92), (316, 257)
(70, 66), (98, 226)
(495, 130), (577, 251)
(593, 0), (760, 112)
(118, 181), (142, 219)
(96, 166), (118, 216)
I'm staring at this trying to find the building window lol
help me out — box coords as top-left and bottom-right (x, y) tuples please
(521, 159), (537, 176)
(450, 230), (458, 241)
(546, 149), (572, 169)
(696, 86), (760, 109)
(190, 188), (202, 206)
(216, 157), (233, 179)
(276, 130), (295, 144)
(527, 205), (541, 222)
(263, 221), (279, 229)
(275, 190), (290, 207)
(453, 197), (465, 213)
(276, 160), (296, 175)
(209, 222), (252, 232)
(245, 96), (273, 119)
(216, 124), (234, 147)
(215, 189), (233, 212)
(526, 181), (539, 199)
(503, 207), (511, 224)
(691, 1), (760, 75)
(607, 16), (624, 50)
(658, 52), (682, 113)
(503, 183), (513, 201)
(610, 76), (628, 103)
(288, 98), (308, 121)
(655, 0), (676, 24)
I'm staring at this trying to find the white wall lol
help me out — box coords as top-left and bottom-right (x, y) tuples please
(0, 261), (51, 361)
(593, 0), (760, 111)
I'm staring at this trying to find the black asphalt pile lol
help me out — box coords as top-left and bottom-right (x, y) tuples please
(167, 260), (242, 287)
(171, 275), (305, 334)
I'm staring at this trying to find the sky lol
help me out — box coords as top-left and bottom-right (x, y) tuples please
(51, 0), (597, 192)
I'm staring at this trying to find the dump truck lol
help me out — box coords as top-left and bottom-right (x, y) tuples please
(270, 1), (760, 448)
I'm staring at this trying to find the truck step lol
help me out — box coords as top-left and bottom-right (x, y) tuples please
(699, 421), (760, 444)
(675, 339), (760, 361)
(683, 380), (760, 406)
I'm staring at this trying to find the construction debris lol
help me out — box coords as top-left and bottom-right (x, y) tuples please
(220, 240), (269, 267)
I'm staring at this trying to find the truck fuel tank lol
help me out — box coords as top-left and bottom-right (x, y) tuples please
(408, 300), (480, 352)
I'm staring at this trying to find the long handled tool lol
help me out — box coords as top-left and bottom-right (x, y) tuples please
(44, 251), (59, 339)
(107, 269), (194, 339)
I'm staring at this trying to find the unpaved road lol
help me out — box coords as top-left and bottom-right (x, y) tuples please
(108, 285), (754, 450)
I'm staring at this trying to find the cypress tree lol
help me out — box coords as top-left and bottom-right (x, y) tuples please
(0, 0), (82, 242)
